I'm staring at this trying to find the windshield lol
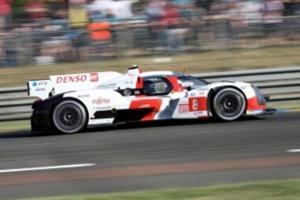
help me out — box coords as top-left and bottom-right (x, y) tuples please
(143, 77), (172, 95)
(178, 75), (208, 87)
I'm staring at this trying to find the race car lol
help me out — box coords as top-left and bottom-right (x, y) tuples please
(27, 66), (267, 134)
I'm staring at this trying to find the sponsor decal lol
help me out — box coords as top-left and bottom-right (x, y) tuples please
(139, 104), (151, 108)
(199, 86), (209, 91)
(90, 72), (99, 82)
(178, 104), (189, 113)
(32, 81), (48, 87)
(56, 74), (87, 84)
(77, 94), (90, 98)
(191, 98), (199, 111)
(92, 97), (111, 105)
(99, 83), (117, 89)
(193, 111), (204, 115)
(188, 97), (207, 112)
(93, 106), (111, 110)
(36, 88), (46, 92)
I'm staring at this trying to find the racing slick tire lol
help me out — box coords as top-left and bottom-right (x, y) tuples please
(212, 87), (246, 121)
(52, 100), (87, 134)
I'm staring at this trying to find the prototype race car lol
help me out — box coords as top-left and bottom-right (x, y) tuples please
(27, 66), (267, 134)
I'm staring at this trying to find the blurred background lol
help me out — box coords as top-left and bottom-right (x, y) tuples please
(0, 2), (300, 199)
(0, 0), (299, 67)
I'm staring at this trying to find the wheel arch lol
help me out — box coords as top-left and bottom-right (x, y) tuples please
(207, 86), (248, 118)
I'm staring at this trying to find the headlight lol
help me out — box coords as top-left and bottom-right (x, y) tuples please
(252, 85), (267, 104)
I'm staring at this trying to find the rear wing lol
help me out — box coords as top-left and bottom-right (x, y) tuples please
(27, 68), (141, 99)
(27, 72), (122, 99)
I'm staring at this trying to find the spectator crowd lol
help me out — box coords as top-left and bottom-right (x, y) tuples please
(0, 0), (299, 66)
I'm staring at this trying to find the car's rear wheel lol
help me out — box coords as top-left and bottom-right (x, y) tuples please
(213, 88), (246, 121)
(52, 100), (87, 134)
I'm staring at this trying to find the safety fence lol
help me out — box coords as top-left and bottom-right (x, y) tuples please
(0, 66), (299, 121)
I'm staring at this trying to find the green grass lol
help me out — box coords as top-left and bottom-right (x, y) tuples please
(0, 120), (30, 133)
(21, 179), (300, 200)
(1, 46), (300, 87)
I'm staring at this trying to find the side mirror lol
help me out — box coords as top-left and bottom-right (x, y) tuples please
(181, 81), (194, 91)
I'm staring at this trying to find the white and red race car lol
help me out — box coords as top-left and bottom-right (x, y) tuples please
(27, 66), (267, 134)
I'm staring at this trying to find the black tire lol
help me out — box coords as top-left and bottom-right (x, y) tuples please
(213, 88), (246, 121)
(52, 100), (87, 134)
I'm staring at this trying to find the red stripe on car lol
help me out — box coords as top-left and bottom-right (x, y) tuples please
(130, 99), (162, 121)
(166, 76), (183, 92)
(136, 77), (144, 89)
(247, 97), (266, 111)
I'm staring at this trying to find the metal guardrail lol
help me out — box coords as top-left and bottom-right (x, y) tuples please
(196, 66), (300, 102)
(0, 66), (300, 122)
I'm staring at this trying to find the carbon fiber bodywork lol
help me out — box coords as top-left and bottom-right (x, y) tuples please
(31, 94), (64, 133)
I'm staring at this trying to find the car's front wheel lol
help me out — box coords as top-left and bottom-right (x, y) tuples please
(213, 88), (246, 121)
(52, 100), (87, 134)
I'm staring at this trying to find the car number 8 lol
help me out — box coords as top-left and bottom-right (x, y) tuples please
(192, 98), (199, 111)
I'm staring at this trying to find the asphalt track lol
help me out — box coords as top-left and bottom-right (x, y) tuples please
(0, 112), (300, 199)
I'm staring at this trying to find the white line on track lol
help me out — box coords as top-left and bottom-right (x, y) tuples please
(287, 149), (300, 153)
(0, 163), (96, 174)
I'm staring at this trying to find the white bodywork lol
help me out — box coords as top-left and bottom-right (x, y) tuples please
(28, 68), (142, 100)
(28, 67), (265, 128)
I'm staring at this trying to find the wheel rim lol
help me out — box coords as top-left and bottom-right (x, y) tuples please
(59, 107), (80, 127)
(53, 101), (86, 133)
(214, 89), (245, 120)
